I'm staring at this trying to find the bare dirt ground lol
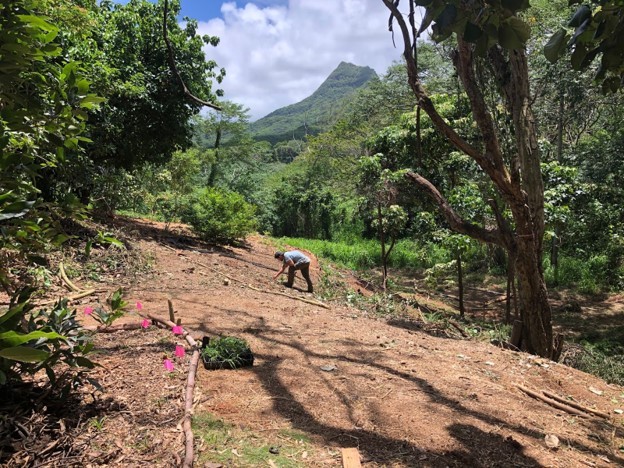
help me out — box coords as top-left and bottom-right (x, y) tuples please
(3, 217), (624, 467)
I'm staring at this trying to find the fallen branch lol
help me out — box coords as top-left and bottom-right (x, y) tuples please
(163, 0), (221, 111)
(448, 320), (469, 338)
(59, 262), (80, 292)
(517, 385), (590, 418)
(542, 390), (610, 420)
(36, 288), (97, 306)
(142, 308), (201, 466)
(85, 323), (144, 333)
(182, 348), (200, 468)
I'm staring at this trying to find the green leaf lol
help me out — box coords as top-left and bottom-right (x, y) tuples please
(16, 15), (58, 33)
(570, 43), (588, 70)
(544, 29), (569, 63)
(52, 233), (70, 246)
(568, 5), (591, 28)
(435, 4), (457, 32)
(0, 303), (27, 326)
(75, 356), (95, 369)
(79, 95), (106, 110)
(0, 330), (66, 347)
(0, 200), (35, 221)
(0, 346), (49, 363)
(498, 17), (530, 50)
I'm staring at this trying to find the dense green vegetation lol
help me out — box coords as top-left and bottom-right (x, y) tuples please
(3, 0), (624, 386)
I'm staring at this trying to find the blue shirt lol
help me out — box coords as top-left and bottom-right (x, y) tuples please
(284, 250), (310, 267)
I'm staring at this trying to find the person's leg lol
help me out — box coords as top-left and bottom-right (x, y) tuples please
(286, 266), (295, 287)
(300, 263), (313, 293)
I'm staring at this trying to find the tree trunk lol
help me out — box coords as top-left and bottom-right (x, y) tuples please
(457, 252), (465, 317)
(505, 253), (514, 324)
(551, 92), (565, 285)
(378, 203), (388, 290)
(514, 236), (553, 357)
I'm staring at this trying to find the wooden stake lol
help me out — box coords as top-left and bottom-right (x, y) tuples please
(341, 447), (362, 468)
(168, 299), (176, 322)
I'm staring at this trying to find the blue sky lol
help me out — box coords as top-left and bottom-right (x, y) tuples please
(177, 1), (288, 21)
(115, 1), (406, 119)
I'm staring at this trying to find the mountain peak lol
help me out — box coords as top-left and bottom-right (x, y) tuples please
(250, 63), (377, 144)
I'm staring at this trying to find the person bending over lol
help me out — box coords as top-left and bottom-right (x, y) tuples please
(273, 250), (313, 293)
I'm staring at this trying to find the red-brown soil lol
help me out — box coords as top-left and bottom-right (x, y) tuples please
(3, 217), (624, 467)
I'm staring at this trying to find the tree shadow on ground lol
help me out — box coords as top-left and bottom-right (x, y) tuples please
(204, 322), (622, 467)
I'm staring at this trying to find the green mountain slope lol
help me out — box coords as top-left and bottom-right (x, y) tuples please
(250, 62), (377, 144)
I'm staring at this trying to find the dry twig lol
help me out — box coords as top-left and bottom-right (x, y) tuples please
(542, 390), (610, 420)
(59, 262), (80, 292)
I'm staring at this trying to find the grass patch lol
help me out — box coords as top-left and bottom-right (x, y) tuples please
(563, 339), (624, 386)
(193, 413), (311, 467)
(275, 237), (451, 270)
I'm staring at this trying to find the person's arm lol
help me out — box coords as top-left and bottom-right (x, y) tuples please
(273, 259), (294, 279)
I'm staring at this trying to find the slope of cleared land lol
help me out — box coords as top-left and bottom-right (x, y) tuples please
(2, 217), (624, 467)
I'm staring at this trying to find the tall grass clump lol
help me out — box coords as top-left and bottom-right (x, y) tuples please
(278, 237), (450, 270)
(545, 254), (612, 294)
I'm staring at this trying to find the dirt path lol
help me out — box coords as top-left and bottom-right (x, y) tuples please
(7, 219), (624, 467)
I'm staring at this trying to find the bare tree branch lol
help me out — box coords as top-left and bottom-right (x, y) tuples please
(405, 171), (503, 246)
(454, 40), (508, 179)
(163, 0), (221, 111)
(381, 0), (481, 161)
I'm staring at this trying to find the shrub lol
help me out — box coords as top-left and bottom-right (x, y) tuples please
(182, 188), (258, 243)
(0, 293), (95, 388)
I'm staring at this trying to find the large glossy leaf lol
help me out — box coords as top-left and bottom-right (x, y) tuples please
(0, 303), (27, 327)
(498, 17), (530, 50)
(544, 29), (569, 63)
(0, 346), (49, 363)
(0, 330), (66, 347)
(568, 5), (591, 28)
(0, 200), (35, 221)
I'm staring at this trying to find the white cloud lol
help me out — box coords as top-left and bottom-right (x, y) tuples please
(198, 0), (403, 120)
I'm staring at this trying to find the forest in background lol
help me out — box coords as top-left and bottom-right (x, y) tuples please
(2, 0), (624, 388)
